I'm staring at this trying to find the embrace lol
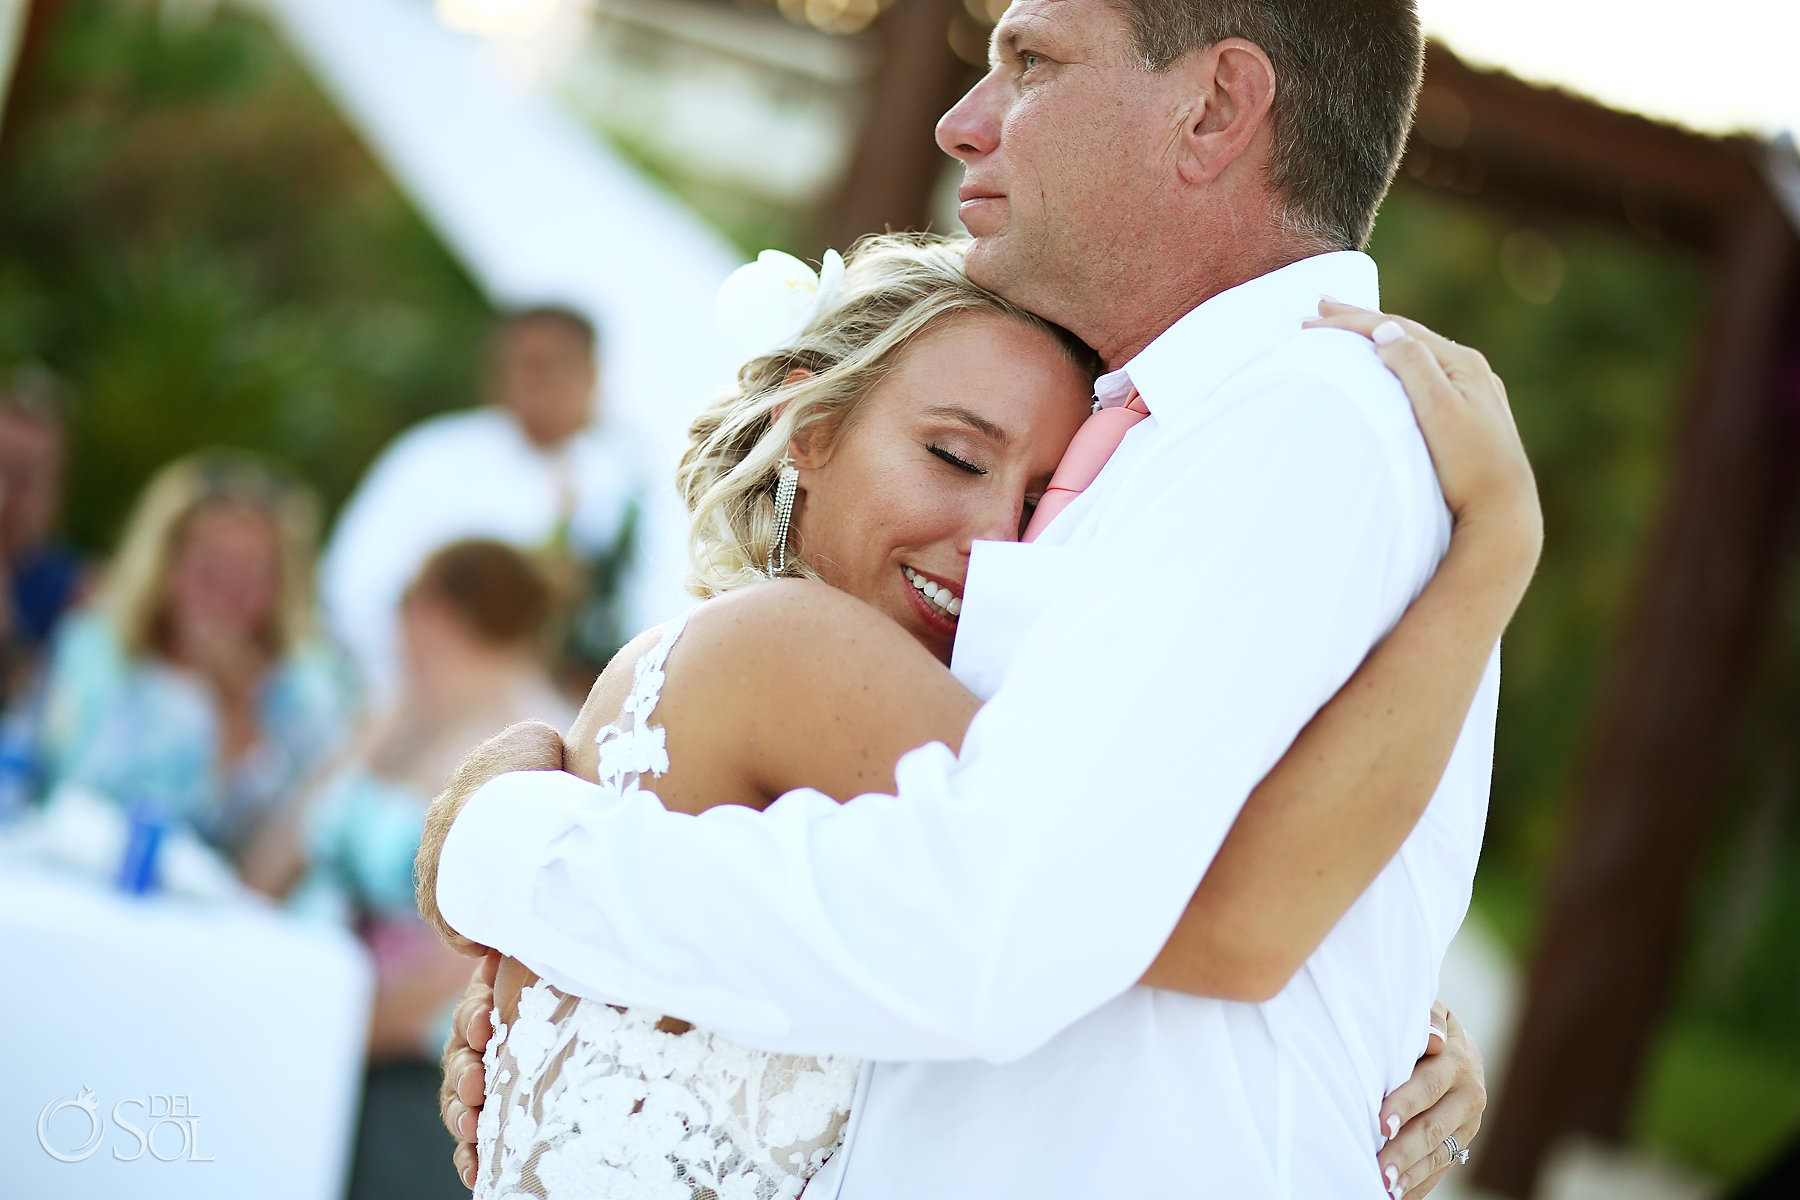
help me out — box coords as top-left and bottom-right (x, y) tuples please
(414, 2), (1542, 1197)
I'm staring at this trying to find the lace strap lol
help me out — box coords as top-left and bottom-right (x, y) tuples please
(625, 610), (692, 722)
(591, 609), (693, 792)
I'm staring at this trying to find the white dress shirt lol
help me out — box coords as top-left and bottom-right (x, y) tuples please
(437, 252), (1498, 1198)
(319, 408), (646, 699)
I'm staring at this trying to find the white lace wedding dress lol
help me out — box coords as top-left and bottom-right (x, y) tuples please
(473, 612), (859, 1200)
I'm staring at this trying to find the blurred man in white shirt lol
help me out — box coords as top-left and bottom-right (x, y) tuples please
(320, 307), (645, 701)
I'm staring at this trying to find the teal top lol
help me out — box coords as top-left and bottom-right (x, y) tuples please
(41, 611), (351, 860)
(301, 766), (428, 919)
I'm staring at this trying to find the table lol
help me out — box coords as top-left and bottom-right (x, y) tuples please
(1, 864), (373, 1200)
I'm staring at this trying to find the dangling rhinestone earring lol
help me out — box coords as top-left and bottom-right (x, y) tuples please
(767, 454), (798, 575)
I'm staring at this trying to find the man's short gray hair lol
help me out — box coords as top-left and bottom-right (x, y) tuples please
(1106, 0), (1423, 249)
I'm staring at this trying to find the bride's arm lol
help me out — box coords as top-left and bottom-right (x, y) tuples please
(1141, 305), (1541, 999)
(644, 579), (981, 806)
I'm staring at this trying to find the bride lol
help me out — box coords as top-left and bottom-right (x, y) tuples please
(420, 232), (1538, 1199)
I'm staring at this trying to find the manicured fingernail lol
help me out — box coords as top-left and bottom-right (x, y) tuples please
(1428, 1025), (1446, 1042)
(462, 1165), (475, 1188)
(1386, 1113), (1401, 1139)
(1386, 1165), (1399, 1187)
(458, 1111), (472, 1139)
(1373, 320), (1405, 346)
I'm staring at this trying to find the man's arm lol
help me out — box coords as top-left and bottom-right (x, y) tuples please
(434, 381), (1419, 1061)
(417, 721), (565, 956)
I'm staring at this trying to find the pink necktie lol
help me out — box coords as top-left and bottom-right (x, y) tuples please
(1022, 390), (1148, 541)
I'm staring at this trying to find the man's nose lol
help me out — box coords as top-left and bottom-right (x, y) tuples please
(935, 74), (1001, 161)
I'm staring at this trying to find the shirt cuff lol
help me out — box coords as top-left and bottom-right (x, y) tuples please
(435, 769), (590, 954)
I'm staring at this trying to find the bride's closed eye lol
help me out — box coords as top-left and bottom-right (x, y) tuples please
(929, 445), (987, 475)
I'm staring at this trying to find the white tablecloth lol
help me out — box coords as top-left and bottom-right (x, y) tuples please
(1, 864), (373, 1200)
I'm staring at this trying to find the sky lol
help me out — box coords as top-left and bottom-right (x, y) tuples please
(1419, 0), (1800, 139)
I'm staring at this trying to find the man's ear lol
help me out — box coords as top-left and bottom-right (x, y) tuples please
(1174, 38), (1276, 186)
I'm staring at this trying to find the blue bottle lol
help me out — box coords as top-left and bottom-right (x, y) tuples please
(0, 738), (32, 826)
(117, 796), (168, 896)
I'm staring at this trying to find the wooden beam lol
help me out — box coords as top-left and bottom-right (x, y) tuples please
(1406, 44), (1766, 251)
(819, 0), (974, 250)
(1471, 191), (1800, 1197)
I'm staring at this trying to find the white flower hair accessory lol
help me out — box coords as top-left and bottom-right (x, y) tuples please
(714, 248), (846, 365)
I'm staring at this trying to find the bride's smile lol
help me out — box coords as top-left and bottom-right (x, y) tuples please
(902, 564), (962, 624)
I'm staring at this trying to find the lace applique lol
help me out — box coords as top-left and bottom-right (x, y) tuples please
(591, 610), (688, 796)
(475, 610), (858, 1200)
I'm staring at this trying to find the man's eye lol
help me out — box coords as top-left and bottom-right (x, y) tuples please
(1021, 52), (1042, 72)
(930, 445), (986, 475)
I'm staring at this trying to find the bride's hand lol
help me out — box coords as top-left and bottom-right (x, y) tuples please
(1306, 301), (1544, 588)
(441, 952), (498, 1190)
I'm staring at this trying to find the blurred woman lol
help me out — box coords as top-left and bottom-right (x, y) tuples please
(241, 538), (572, 1200)
(39, 450), (346, 863)
(246, 537), (573, 1040)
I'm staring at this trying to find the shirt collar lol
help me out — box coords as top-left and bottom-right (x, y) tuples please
(1097, 251), (1381, 417)
(1092, 369), (1137, 410)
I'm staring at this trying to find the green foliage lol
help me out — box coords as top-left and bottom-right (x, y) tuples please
(1660, 574), (1800, 1179)
(1373, 185), (1800, 1182)
(1370, 185), (1707, 900)
(0, 0), (494, 554)
(1635, 1021), (1800, 1180)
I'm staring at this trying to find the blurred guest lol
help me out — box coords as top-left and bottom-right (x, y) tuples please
(320, 306), (645, 703)
(242, 539), (571, 1200)
(0, 365), (85, 710)
(39, 450), (347, 863)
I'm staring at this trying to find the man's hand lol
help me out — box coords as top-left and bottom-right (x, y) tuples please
(415, 720), (565, 955)
(440, 952), (499, 1191)
(1376, 1002), (1486, 1199)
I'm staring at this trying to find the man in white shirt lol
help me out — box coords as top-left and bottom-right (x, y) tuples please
(319, 306), (648, 701)
(423, 2), (1495, 1196)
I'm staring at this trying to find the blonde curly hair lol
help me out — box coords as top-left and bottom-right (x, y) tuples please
(677, 232), (1098, 597)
